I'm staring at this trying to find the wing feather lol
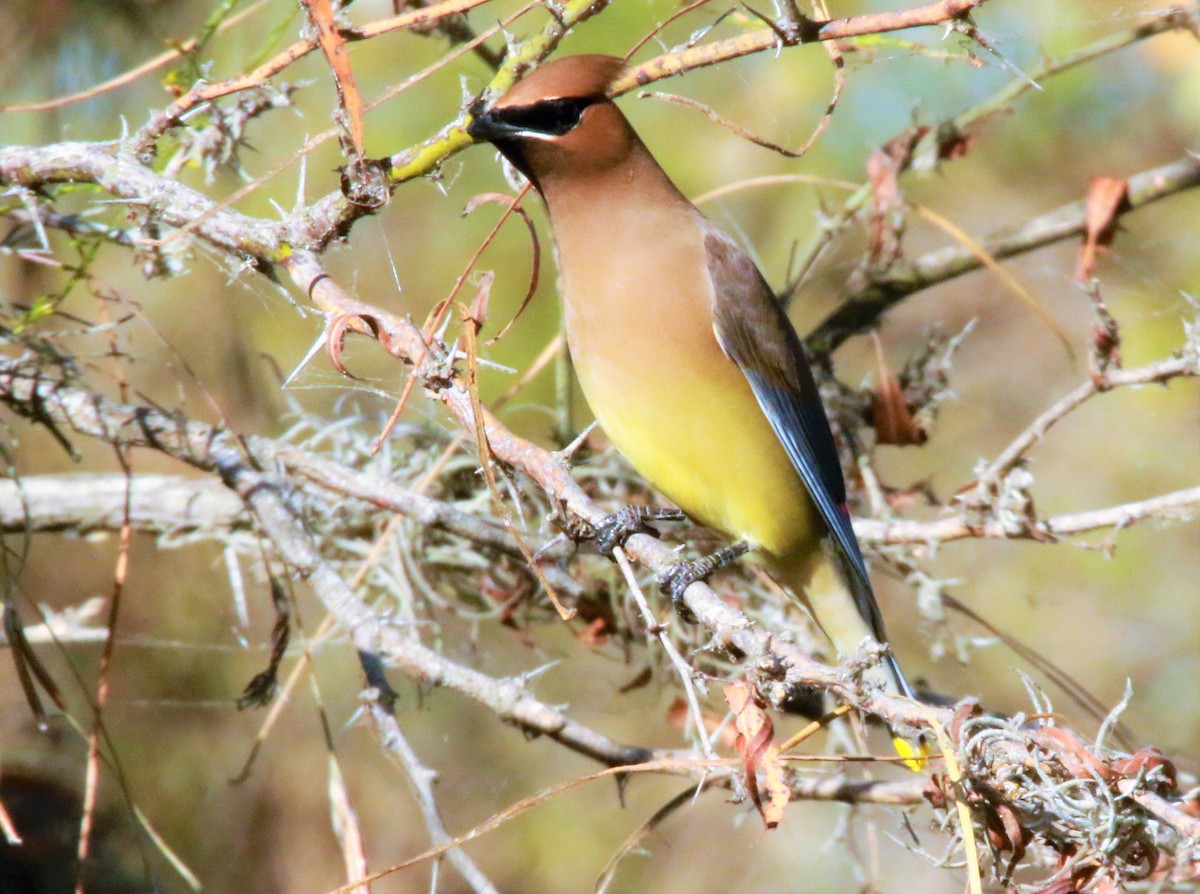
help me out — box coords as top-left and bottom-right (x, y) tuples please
(703, 226), (887, 644)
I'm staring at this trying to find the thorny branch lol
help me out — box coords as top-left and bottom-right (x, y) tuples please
(3, 303), (1200, 881)
(613, 0), (990, 91)
(369, 703), (500, 894)
(797, 0), (1200, 345)
(0, 360), (943, 817)
(3, 0), (1200, 889)
(810, 154), (1200, 354)
(4, 468), (1196, 551)
(0, 356), (651, 769)
(0, 0), (1004, 267)
(978, 354), (1200, 488)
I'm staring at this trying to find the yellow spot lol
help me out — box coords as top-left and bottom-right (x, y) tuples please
(893, 736), (933, 773)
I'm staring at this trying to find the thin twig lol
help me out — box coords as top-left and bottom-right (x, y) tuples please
(0, 359), (652, 768)
(612, 0), (989, 92)
(810, 154), (1200, 354)
(859, 485), (1200, 546)
(370, 703), (501, 894)
(611, 547), (718, 762)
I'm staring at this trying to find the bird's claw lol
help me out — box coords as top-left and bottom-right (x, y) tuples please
(659, 541), (750, 619)
(593, 505), (685, 557)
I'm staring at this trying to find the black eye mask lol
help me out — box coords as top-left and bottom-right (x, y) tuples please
(492, 96), (600, 136)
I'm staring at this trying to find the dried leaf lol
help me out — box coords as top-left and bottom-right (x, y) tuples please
(665, 698), (690, 733)
(237, 575), (290, 709)
(937, 129), (974, 162)
(479, 563), (535, 642)
(1033, 727), (1115, 782)
(618, 666), (652, 692)
(1180, 789), (1200, 819)
(994, 801), (1031, 879)
(577, 617), (610, 648)
(865, 127), (927, 266)
(923, 775), (949, 809)
(1075, 176), (1129, 281)
(1034, 880), (1080, 894)
(1111, 747), (1176, 787)
(871, 333), (926, 445)
(3, 603), (65, 731)
(724, 683), (789, 828)
(948, 700), (982, 744)
(1084, 283), (1123, 380)
(757, 744), (790, 828)
(570, 594), (618, 649)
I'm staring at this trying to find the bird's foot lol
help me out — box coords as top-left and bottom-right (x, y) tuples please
(660, 541), (750, 618)
(593, 505), (685, 557)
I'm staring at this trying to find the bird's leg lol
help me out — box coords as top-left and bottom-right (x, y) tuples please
(593, 505), (685, 557)
(659, 541), (750, 616)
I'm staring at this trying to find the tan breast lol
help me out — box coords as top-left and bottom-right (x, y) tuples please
(539, 163), (819, 558)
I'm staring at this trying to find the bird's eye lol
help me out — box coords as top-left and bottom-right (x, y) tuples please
(497, 97), (597, 136)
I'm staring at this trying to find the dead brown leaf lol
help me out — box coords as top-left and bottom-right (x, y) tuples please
(865, 127), (928, 267)
(1033, 727), (1115, 782)
(1075, 175), (1129, 281)
(986, 800), (1032, 882)
(937, 129), (975, 162)
(870, 332), (926, 445)
(325, 312), (380, 378)
(576, 617), (610, 648)
(665, 698), (738, 750)
(1034, 879), (1081, 894)
(724, 683), (789, 828)
(1112, 747), (1176, 787)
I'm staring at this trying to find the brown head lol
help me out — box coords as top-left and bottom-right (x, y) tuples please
(467, 55), (643, 187)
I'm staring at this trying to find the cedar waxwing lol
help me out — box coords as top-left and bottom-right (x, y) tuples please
(467, 55), (917, 737)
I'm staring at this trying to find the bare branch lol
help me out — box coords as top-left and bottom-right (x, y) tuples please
(0, 360), (647, 766)
(130, 0), (497, 154)
(978, 353), (1200, 487)
(859, 485), (1200, 547)
(810, 153), (1200, 354)
(0, 141), (285, 265)
(0, 474), (243, 537)
(369, 703), (500, 894)
(613, 0), (990, 92)
(0, 419), (525, 560)
(790, 1), (1199, 336)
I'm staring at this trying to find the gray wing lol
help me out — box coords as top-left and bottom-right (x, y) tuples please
(703, 225), (886, 644)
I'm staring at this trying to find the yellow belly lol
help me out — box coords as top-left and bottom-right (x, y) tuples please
(554, 199), (821, 560)
(590, 354), (820, 558)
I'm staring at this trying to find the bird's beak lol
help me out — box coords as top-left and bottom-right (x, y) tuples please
(466, 108), (523, 143)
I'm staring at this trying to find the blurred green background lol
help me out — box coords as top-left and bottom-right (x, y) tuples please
(1, 0), (1198, 891)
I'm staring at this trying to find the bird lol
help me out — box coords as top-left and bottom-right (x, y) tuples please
(467, 54), (919, 753)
